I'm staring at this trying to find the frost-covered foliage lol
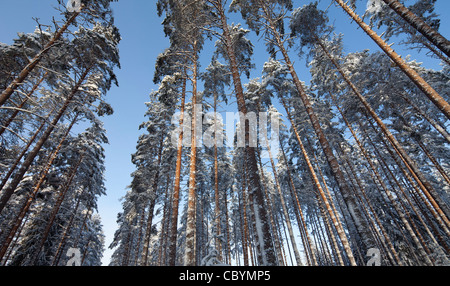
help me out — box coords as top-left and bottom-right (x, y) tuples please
(0, 0), (120, 266)
(5, 0), (449, 267)
(364, 0), (446, 62)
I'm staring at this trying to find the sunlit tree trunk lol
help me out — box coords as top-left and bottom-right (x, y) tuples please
(334, 0), (450, 120)
(167, 75), (187, 266)
(380, 0), (450, 58)
(185, 40), (200, 266)
(215, 1), (277, 265)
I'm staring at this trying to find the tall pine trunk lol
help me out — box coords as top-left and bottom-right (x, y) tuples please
(334, 0), (450, 120)
(216, 2), (277, 265)
(380, 0), (450, 58)
(185, 42), (199, 266)
(167, 75), (187, 266)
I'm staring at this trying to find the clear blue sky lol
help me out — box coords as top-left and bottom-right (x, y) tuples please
(1, 0), (449, 265)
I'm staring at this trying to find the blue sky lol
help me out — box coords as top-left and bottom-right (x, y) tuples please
(1, 0), (449, 265)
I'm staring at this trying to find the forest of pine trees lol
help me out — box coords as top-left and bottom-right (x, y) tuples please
(0, 0), (449, 267)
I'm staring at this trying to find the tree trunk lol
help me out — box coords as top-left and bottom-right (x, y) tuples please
(51, 194), (81, 265)
(213, 90), (222, 262)
(216, 1), (277, 265)
(0, 113), (79, 261)
(142, 135), (165, 266)
(334, 0), (450, 120)
(167, 75), (187, 266)
(380, 0), (450, 58)
(184, 40), (199, 266)
(30, 151), (85, 264)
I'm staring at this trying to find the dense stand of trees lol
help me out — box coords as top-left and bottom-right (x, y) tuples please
(109, 0), (449, 266)
(0, 0), (120, 266)
(1, 0), (449, 266)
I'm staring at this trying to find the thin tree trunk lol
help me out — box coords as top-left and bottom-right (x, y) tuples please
(167, 75), (187, 266)
(213, 90), (222, 262)
(185, 40), (199, 266)
(51, 194), (82, 266)
(223, 189), (232, 264)
(158, 174), (172, 266)
(142, 135), (165, 266)
(262, 116), (303, 265)
(334, 0), (450, 120)
(30, 151), (85, 264)
(216, 1), (276, 265)
(241, 160), (250, 266)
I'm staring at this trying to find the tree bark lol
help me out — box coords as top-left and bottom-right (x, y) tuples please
(380, 0), (450, 58)
(216, 1), (277, 265)
(167, 75), (187, 266)
(334, 0), (450, 120)
(184, 40), (199, 266)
